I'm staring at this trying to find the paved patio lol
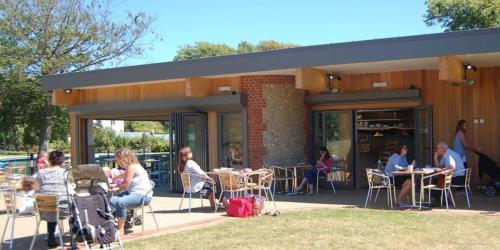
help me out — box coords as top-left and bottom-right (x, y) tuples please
(1, 188), (499, 249)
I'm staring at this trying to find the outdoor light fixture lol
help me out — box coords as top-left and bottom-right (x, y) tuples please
(463, 63), (477, 86)
(325, 72), (342, 94)
(64, 88), (72, 94)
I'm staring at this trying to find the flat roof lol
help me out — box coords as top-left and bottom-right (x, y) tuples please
(42, 28), (500, 91)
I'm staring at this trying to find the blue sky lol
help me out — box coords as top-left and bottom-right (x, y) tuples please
(112, 0), (443, 66)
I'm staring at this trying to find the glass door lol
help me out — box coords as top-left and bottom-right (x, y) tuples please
(415, 106), (433, 166)
(170, 112), (208, 192)
(313, 111), (354, 189)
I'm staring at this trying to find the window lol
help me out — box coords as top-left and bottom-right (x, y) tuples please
(219, 113), (243, 168)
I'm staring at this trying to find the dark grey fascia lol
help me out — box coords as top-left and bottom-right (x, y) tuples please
(305, 89), (421, 105)
(42, 28), (500, 91)
(68, 94), (246, 118)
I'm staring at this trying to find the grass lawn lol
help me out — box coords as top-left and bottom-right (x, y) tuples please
(125, 208), (500, 250)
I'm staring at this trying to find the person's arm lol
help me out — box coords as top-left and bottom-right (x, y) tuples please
(112, 171), (126, 181)
(114, 166), (136, 191)
(458, 132), (476, 151)
(190, 161), (212, 181)
(435, 155), (455, 173)
(434, 152), (440, 168)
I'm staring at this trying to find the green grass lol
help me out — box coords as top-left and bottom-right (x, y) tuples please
(125, 209), (500, 250)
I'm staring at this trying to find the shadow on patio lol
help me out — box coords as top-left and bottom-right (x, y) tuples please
(1, 188), (499, 249)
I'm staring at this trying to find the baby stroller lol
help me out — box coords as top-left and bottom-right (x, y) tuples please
(65, 164), (123, 249)
(475, 151), (500, 197)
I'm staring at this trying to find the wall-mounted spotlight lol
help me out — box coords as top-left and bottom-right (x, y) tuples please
(463, 63), (477, 86)
(325, 72), (342, 94)
(64, 89), (72, 94)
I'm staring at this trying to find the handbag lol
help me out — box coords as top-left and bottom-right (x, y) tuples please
(227, 197), (253, 217)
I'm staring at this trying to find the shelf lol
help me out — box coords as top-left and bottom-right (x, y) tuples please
(357, 127), (415, 130)
(357, 119), (410, 122)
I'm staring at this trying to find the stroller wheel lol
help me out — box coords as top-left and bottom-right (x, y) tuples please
(484, 186), (496, 197)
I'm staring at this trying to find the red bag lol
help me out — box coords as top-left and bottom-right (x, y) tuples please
(227, 197), (253, 217)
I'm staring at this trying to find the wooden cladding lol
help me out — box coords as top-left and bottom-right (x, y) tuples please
(438, 56), (463, 83)
(54, 77), (242, 106)
(295, 68), (327, 91)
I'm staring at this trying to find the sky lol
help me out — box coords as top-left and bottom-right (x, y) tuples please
(111, 0), (444, 66)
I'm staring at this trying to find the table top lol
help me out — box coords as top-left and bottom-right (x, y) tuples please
(144, 159), (159, 162)
(392, 168), (436, 175)
(103, 158), (115, 162)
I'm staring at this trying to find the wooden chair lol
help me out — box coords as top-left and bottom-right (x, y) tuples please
(218, 171), (247, 200)
(6, 166), (26, 175)
(450, 168), (473, 208)
(364, 169), (394, 208)
(1, 188), (37, 250)
(420, 171), (456, 211)
(179, 172), (217, 213)
(30, 193), (65, 250)
(249, 168), (277, 210)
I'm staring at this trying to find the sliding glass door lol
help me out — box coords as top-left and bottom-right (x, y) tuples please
(313, 111), (354, 189)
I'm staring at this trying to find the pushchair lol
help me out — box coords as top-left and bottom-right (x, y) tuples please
(65, 164), (123, 249)
(475, 151), (500, 197)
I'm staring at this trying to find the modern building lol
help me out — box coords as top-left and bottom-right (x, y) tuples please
(42, 28), (500, 191)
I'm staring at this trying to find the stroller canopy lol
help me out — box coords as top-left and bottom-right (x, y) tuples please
(67, 164), (109, 185)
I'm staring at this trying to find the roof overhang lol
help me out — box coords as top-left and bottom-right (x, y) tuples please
(42, 28), (500, 91)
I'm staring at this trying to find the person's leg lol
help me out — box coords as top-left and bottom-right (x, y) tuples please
(110, 192), (145, 234)
(306, 168), (318, 195)
(296, 178), (307, 192)
(397, 179), (412, 204)
(207, 190), (216, 209)
(47, 221), (58, 247)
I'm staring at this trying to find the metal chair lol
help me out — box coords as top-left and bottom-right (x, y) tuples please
(249, 168), (277, 210)
(364, 169), (394, 208)
(30, 193), (65, 250)
(420, 171), (456, 211)
(1, 188), (37, 250)
(218, 171), (247, 200)
(450, 168), (472, 208)
(179, 172), (218, 213)
(271, 165), (295, 194)
(133, 180), (159, 235)
(315, 167), (336, 195)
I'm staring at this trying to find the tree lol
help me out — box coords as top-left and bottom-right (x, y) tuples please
(0, 0), (155, 156)
(424, 0), (500, 31)
(174, 40), (299, 61)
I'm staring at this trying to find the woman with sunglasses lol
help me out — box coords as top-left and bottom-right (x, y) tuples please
(385, 144), (414, 206)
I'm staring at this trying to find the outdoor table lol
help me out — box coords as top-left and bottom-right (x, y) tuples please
(103, 158), (115, 168)
(143, 159), (160, 172)
(392, 168), (435, 208)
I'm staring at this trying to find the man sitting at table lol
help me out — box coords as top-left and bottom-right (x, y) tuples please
(434, 142), (465, 185)
(385, 144), (413, 206)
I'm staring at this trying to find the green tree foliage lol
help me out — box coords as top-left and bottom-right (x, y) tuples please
(424, 0), (500, 31)
(124, 121), (166, 133)
(0, 0), (155, 154)
(174, 40), (299, 61)
(93, 124), (168, 153)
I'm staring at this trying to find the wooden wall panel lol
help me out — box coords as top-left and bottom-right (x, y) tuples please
(210, 77), (241, 95)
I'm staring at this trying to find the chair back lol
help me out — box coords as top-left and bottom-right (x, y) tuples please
(256, 168), (273, 187)
(180, 172), (192, 192)
(443, 171), (453, 188)
(0, 171), (7, 188)
(2, 188), (18, 216)
(6, 166), (26, 175)
(218, 171), (241, 190)
(464, 168), (472, 186)
(365, 169), (374, 188)
(34, 193), (60, 221)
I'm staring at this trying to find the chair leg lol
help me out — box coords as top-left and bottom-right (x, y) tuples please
(465, 187), (471, 208)
(178, 192), (185, 211)
(9, 214), (15, 249)
(330, 180), (336, 194)
(265, 189), (277, 210)
(374, 188), (381, 204)
(1, 216), (10, 247)
(440, 190), (444, 207)
(364, 188), (371, 208)
(316, 177), (319, 195)
(188, 193), (192, 213)
(29, 219), (41, 250)
(149, 204), (160, 230)
(448, 188), (456, 207)
(444, 189), (449, 211)
(200, 194), (204, 208)
(58, 220), (64, 247)
(141, 206), (145, 235)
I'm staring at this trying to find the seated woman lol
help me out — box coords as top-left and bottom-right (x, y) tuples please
(295, 146), (334, 195)
(384, 144), (414, 206)
(178, 146), (228, 209)
(36, 149), (70, 248)
(109, 148), (152, 235)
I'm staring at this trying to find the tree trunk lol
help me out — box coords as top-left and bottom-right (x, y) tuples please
(38, 93), (55, 158)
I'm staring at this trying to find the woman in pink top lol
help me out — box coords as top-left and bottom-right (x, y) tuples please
(295, 146), (334, 195)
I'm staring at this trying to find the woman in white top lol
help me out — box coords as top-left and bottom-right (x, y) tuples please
(109, 148), (152, 235)
(178, 146), (220, 209)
